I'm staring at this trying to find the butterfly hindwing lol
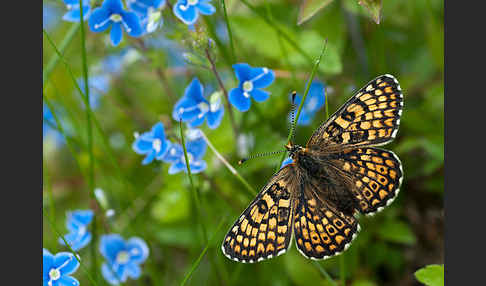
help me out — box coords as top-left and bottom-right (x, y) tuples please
(307, 75), (403, 150)
(332, 147), (404, 215)
(221, 165), (296, 263)
(293, 181), (360, 260)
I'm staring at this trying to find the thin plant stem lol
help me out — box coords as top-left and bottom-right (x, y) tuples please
(312, 261), (338, 286)
(221, 0), (236, 62)
(204, 47), (239, 139)
(276, 39), (328, 172)
(340, 254), (346, 286)
(180, 215), (227, 286)
(200, 131), (256, 196)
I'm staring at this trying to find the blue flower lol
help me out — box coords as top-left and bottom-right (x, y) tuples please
(77, 74), (111, 109)
(289, 81), (326, 126)
(132, 122), (170, 165)
(62, 0), (91, 22)
(280, 157), (293, 169)
(173, 0), (215, 25)
(229, 63), (275, 112)
(99, 47), (141, 76)
(43, 4), (61, 31)
(127, 0), (165, 34)
(43, 249), (80, 286)
(99, 234), (149, 285)
(88, 0), (143, 46)
(173, 78), (224, 129)
(161, 135), (207, 174)
(43, 104), (66, 146)
(59, 210), (94, 251)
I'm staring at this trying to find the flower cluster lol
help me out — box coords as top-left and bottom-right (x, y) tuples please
(289, 81), (326, 126)
(59, 209), (94, 251)
(132, 122), (208, 174)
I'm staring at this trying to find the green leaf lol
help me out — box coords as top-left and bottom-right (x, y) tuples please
(377, 220), (416, 245)
(358, 0), (382, 24)
(414, 264), (444, 286)
(298, 0), (335, 25)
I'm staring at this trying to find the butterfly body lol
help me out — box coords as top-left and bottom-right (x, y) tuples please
(222, 75), (404, 263)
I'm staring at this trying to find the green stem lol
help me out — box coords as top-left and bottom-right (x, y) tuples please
(276, 39), (328, 172)
(312, 261), (338, 286)
(220, 0), (236, 62)
(340, 254), (346, 286)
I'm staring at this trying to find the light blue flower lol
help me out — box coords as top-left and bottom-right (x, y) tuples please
(173, 78), (224, 129)
(77, 74), (111, 110)
(99, 47), (141, 76)
(99, 234), (149, 285)
(88, 0), (143, 46)
(62, 0), (91, 22)
(280, 157), (293, 169)
(229, 63), (275, 112)
(161, 136), (207, 174)
(127, 0), (165, 34)
(43, 249), (80, 286)
(132, 122), (170, 165)
(43, 4), (61, 31)
(173, 0), (215, 25)
(289, 81), (326, 126)
(59, 210), (94, 251)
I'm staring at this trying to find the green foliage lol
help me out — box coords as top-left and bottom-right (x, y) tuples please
(415, 264), (444, 286)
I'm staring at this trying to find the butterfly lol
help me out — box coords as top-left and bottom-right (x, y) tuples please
(221, 74), (404, 263)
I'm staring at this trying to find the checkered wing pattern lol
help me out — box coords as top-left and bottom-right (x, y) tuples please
(332, 147), (404, 215)
(307, 75), (403, 150)
(293, 182), (360, 260)
(221, 165), (296, 263)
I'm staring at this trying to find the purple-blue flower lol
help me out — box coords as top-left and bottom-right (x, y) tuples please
(88, 0), (143, 46)
(99, 234), (149, 285)
(229, 63), (275, 112)
(59, 209), (94, 251)
(161, 132), (207, 174)
(132, 122), (170, 165)
(62, 0), (91, 22)
(127, 0), (165, 34)
(43, 249), (80, 286)
(280, 157), (293, 169)
(173, 78), (224, 129)
(173, 0), (215, 25)
(289, 81), (326, 126)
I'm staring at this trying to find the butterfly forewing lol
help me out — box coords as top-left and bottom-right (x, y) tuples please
(331, 147), (404, 215)
(221, 165), (297, 263)
(307, 75), (403, 150)
(293, 181), (360, 260)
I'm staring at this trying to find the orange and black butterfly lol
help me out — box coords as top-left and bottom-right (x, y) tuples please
(221, 75), (404, 263)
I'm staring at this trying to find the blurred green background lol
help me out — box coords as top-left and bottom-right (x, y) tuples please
(43, 0), (443, 285)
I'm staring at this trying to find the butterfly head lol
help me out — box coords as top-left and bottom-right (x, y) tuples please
(285, 141), (304, 159)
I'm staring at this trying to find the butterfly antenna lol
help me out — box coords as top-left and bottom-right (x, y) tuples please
(289, 91), (297, 142)
(238, 150), (286, 165)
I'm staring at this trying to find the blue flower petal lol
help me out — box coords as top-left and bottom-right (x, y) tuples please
(126, 263), (142, 279)
(110, 23), (123, 46)
(173, 1), (198, 25)
(161, 143), (183, 163)
(70, 209), (94, 225)
(58, 276), (80, 286)
(172, 97), (199, 121)
(251, 68), (275, 88)
(53, 252), (79, 275)
(88, 8), (111, 32)
(151, 122), (165, 140)
(62, 10), (81, 22)
(187, 138), (207, 159)
(43, 250), (54, 279)
(190, 159), (207, 173)
(206, 106), (224, 129)
(127, 237), (149, 263)
(250, 89), (270, 102)
(187, 114), (206, 128)
(142, 149), (157, 165)
(229, 88), (251, 112)
(100, 234), (126, 262)
(168, 161), (185, 174)
(102, 263), (123, 285)
(185, 78), (206, 103)
(232, 63), (251, 82)
(297, 111), (312, 125)
(197, 1), (216, 15)
(122, 11), (143, 37)
(104, 0), (124, 11)
(132, 137), (154, 154)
